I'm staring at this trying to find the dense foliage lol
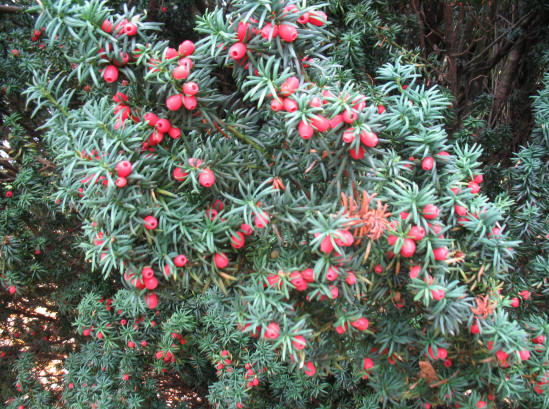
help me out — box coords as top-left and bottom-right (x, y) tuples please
(1, 1), (548, 408)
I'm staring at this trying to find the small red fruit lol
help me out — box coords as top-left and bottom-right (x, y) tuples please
(5, 191), (13, 198)
(103, 65), (119, 83)
(144, 112), (159, 126)
(115, 177), (127, 188)
(214, 252), (229, 268)
(144, 215), (158, 230)
(240, 223), (253, 235)
(145, 293), (158, 309)
(8, 285), (16, 294)
(124, 23), (137, 36)
(408, 225), (425, 241)
(303, 361), (316, 376)
(174, 255), (188, 267)
(229, 42), (247, 59)
(183, 81), (199, 96)
(423, 204), (439, 219)
(298, 121), (314, 139)
(264, 322), (280, 339)
(349, 145), (365, 160)
(510, 297), (520, 308)
(363, 357), (374, 370)
(173, 64), (190, 80)
(231, 231), (245, 249)
(431, 289), (446, 300)
(199, 169), (215, 187)
(360, 130), (378, 147)
(156, 118), (171, 133)
(166, 94), (183, 111)
(116, 160), (132, 177)
(101, 19), (113, 33)
(292, 335), (306, 350)
(308, 10), (327, 26)
(350, 317), (369, 331)
(400, 238), (416, 258)
(178, 40), (195, 56)
(278, 24), (298, 42)
(471, 323), (480, 334)
(173, 167), (188, 182)
(183, 95), (197, 110)
(254, 212), (270, 229)
(422, 157), (434, 171)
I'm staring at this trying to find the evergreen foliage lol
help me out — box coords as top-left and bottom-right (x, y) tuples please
(1, 1), (548, 408)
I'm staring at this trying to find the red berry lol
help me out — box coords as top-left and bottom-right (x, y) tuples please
(5, 190), (13, 198)
(178, 40), (195, 56)
(231, 231), (245, 249)
(510, 297), (520, 308)
(400, 238), (416, 257)
(342, 128), (355, 143)
(124, 23), (137, 36)
(359, 357), (375, 375)
(164, 47), (179, 60)
(329, 114), (343, 128)
(519, 290), (530, 300)
(455, 204), (467, 216)
(214, 252), (229, 268)
(408, 225), (425, 241)
(292, 335), (306, 350)
(360, 130), (378, 147)
(345, 272), (357, 285)
(298, 121), (314, 139)
(349, 145), (365, 160)
(156, 118), (171, 133)
(283, 98), (298, 112)
(183, 82), (199, 96)
(431, 289), (446, 300)
(271, 98), (284, 111)
(168, 127), (181, 139)
(278, 24), (297, 42)
(342, 109), (358, 124)
(308, 10), (327, 26)
(174, 255), (188, 267)
(264, 322), (280, 339)
(471, 323), (480, 334)
(199, 169), (215, 187)
(519, 350), (531, 361)
(297, 12), (309, 24)
(144, 276), (158, 290)
(166, 94), (183, 111)
(320, 236), (334, 253)
(378, 105), (386, 114)
(303, 361), (315, 376)
(387, 235), (397, 246)
(280, 76), (300, 96)
(8, 285), (16, 294)
(144, 215), (158, 230)
(103, 65), (119, 83)
(145, 293), (158, 309)
(101, 19), (113, 33)
(350, 317), (369, 331)
(422, 157), (434, 171)
(115, 177), (127, 188)
(237, 22), (251, 42)
(229, 42), (247, 59)
(468, 181), (480, 194)
(144, 112), (159, 126)
(473, 174), (484, 184)
(173, 64), (190, 80)
(183, 95), (197, 110)
(311, 115), (329, 132)
(261, 23), (278, 39)
(240, 223), (253, 235)
(116, 160), (132, 177)
(423, 204), (439, 220)
(326, 266), (339, 281)
(173, 167), (188, 182)
(301, 268), (314, 282)
(254, 212), (270, 228)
